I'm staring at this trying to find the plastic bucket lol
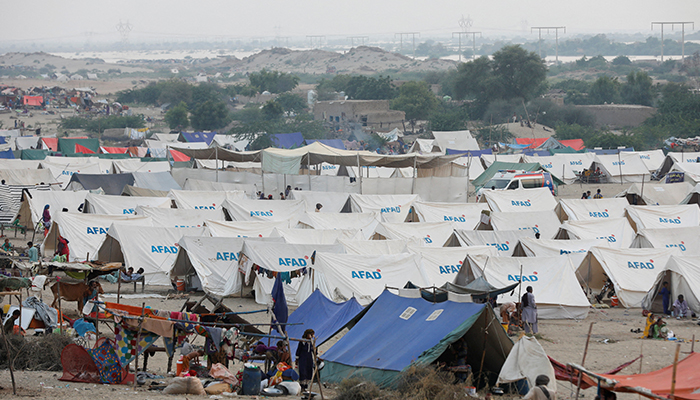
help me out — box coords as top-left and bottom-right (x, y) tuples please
(611, 295), (619, 307)
(176, 279), (185, 292)
(242, 366), (262, 395)
(176, 359), (184, 376)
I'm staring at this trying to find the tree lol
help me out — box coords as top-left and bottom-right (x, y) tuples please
(248, 69), (299, 93)
(589, 76), (621, 104)
(164, 101), (189, 130)
(612, 55), (632, 66)
(391, 81), (438, 121)
(189, 100), (230, 131)
(262, 100), (284, 120)
(344, 75), (395, 100)
(621, 71), (654, 106)
(491, 45), (547, 100)
(274, 92), (308, 113)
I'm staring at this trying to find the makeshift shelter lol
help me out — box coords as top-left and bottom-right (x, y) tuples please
(270, 228), (361, 244)
(321, 290), (512, 388)
(625, 205), (700, 231)
(0, 169), (56, 186)
(480, 154), (524, 168)
(338, 239), (409, 255)
(178, 131), (216, 145)
(112, 159), (170, 173)
(590, 153), (650, 183)
(239, 241), (345, 306)
(631, 227), (700, 255)
(298, 212), (381, 239)
(286, 289), (364, 355)
(16, 189), (88, 227)
(305, 139), (346, 150)
(270, 132), (304, 149)
(132, 171), (182, 192)
(616, 182), (693, 205)
(289, 190), (350, 213)
(578, 247), (678, 308)
(460, 254), (590, 319)
(555, 218), (636, 248)
(408, 245), (497, 287)
(483, 210), (560, 240)
(83, 193), (171, 215)
(168, 190), (245, 210)
(497, 336), (556, 391)
(14, 136), (40, 151)
(373, 222), (455, 247)
(452, 230), (531, 256)
(58, 138), (99, 155)
(513, 237), (606, 257)
(135, 206), (224, 227)
(96, 224), (209, 285)
(65, 173), (134, 195)
(42, 213), (152, 262)
(643, 255), (700, 314)
(121, 185), (168, 197)
(450, 156), (486, 180)
(408, 201), (489, 230)
(0, 159), (41, 169)
(348, 194), (420, 223)
(480, 187), (557, 212)
(555, 198), (630, 222)
(223, 199), (305, 222)
(182, 178), (255, 196)
(430, 130), (480, 153)
(205, 219), (293, 238)
(0, 183), (52, 224)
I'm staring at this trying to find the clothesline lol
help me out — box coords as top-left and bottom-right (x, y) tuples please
(199, 309), (268, 316)
(167, 318), (303, 327)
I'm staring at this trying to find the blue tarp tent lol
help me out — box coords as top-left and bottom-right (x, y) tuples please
(287, 290), (363, 355)
(321, 290), (512, 388)
(270, 132), (304, 149)
(179, 132), (216, 145)
(0, 149), (15, 159)
(306, 139), (346, 150)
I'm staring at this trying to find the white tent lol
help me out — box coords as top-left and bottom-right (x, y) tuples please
(0, 169), (57, 186)
(647, 256), (700, 314)
(0, 160), (41, 169)
(169, 190), (246, 210)
(409, 201), (489, 230)
(345, 166), (397, 179)
(453, 230), (532, 256)
(680, 183), (700, 205)
(431, 130), (480, 153)
(83, 193), (171, 215)
(298, 212), (381, 239)
(96, 224), (209, 285)
(451, 156), (486, 180)
(270, 228), (361, 244)
(556, 198), (630, 222)
(289, 190), (350, 213)
(514, 237), (607, 257)
(632, 150), (665, 173)
(481, 187), (557, 212)
(555, 218), (636, 248)
(112, 159), (171, 173)
(480, 154), (523, 168)
(16, 189), (88, 227)
(182, 179), (256, 197)
(135, 206), (225, 227)
(240, 241), (345, 306)
(522, 155), (575, 184)
(348, 194), (419, 223)
(40, 158), (103, 188)
(42, 213), (152, 262)
(409, 138), (436, 154)
(669, 162), (700, 186)
(486, 210), (561, 239)
(625, 205), (700, 231)
(373, 222), (455, 247)
(338, 238), (409, 255)
(223, 199), (305, 222)
(459, 254), (590, 319)
(300, 252), (427, 306)
(497, 336), (556, 391)
(591, 153), (650, 183)
(616, 182), (693, 206)
(206, 219), (293, 238)
(408, 245), (497, 286)
(630, 227), (700, 255)
(579, 247), (678, 308)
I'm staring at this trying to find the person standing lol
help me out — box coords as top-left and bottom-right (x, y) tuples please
(27, 241), (38, 262)
(659, 281), (671, 315)
(522, 286), (538, 334)
(593, 189), (603, 199)
(523, 375), (555, 400)
(42, 204), (51, 235)
(296, 329), (315, 390)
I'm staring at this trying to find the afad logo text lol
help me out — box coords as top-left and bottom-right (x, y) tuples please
(508, 271), (538, 282)
(352, 269), (382, 279)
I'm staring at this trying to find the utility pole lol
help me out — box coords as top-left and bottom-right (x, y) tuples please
(115, 20), (133, 48)
(306, 35), (326, 49)
(652, 22), (694, 61)
(275, 36), (290, 48)
(395, 32), (420, 59)
(348, 36), (368, 48)
(531, 26), (565, 63)
(453, 31), (482, 61)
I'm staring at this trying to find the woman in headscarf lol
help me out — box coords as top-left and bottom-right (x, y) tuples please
(42, 204), (51, 235)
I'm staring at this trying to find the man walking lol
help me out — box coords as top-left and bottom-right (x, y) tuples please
(522, 286), (538, 334)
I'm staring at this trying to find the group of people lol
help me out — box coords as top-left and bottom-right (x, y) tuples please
(659, 282), (693, 319)
(498, 286), (539, 335)
(581, 188), (603, 199)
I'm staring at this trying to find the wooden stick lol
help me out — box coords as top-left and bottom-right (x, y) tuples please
(167, 329), (176, 374)
(57, 277), (62, 335)
(133, 302), (145, 389)
(670, 343), (680, 399)
(575, 322), (595, 399)
(117, 267), (122, 304)
(0, 314), (17, 394)
(311, 337), (324, 400)
(691, 335), (695, 353)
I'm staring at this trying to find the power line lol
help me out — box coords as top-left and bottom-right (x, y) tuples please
(530, 26), (565, 63)
(306, 35), (325, 49)
(395, 32), (420, 59)
(651, 21), (694, 61)
(452, 31), (481, 61)
(347, 36), (368, 48)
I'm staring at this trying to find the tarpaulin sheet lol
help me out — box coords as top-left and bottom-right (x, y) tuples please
(135, 206), (224, 228)
(169, 190), (245, 210)
(482, 187), (557, 212)
(270, 132), (304, 149)
(338, 239), (408, 255)
(40, 158), (103, 188)
(299, 212), (381, 239)
(100, 147), (129, 154)
(497, 336), (556, 390)
(306, 252), (427, 306)
(286, 289), (363, 355)
(41, 137), (59, 151)
(206, 219), (293, 238)
(271, 228), (361, 244)
(462, 254), (590, 319)
(488, 210), (560, 239)
(58, 138), (99, 155)
(556, 218), (636, 248)
(408, 245), (497, 287)
(20, 149), (49, 160)
(65, 173), (134, 195)
(178, 131), (216, 144)
(480, 154), (524, 168)
(16, 189), (88, 227)
(626, 205), (700, 231)
(75, 144), (95, 154)
(349, 194), (419, 223)
(557, 198), (630, 221)
(223, 199), (305, 222)
(23, 96), (43, 106)
(42, 213), (152, 262)
(84, 193), (170, 215)
(431, 130), (479, 152)
(132, 171), (181, 192)
(0, 168), (56, 185)
(289, 190), (350, 213)
(453, 229), (531, 256)
(112, 159), (170, 173)
(631, 227), (700, 255)
(0, 149), (15, 159)
(374, 222), (455, 247)
(97, 224), (209, 285)
(0, 159), (40, 169)
(410, 201), (488, 230)
(13, 136), (39, 151)
(472, 162), (541, 187)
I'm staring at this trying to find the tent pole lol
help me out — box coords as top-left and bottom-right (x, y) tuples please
(308, 155), (311, 190)
(641, 174), (645, 200)
(215, 146), (219, 183)
(670, 343), (680, 398)
(466, 154), (470, 203)
(575, 322), (595, 399)
(357, 153), (362, 195)
(618, 150), (623, 185)
(411, 154), (417, 195)
(133, 302), (145, 389)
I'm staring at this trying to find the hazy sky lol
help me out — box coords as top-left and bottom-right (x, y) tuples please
(3, 0), (699, 44)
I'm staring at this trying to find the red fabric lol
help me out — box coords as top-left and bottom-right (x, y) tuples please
(170, 149), (190, 162)
(550, 356), (641, 390)
(59, 343), (101, 383)
(23, 96), (43, 106)
(515, 138), (548, 148)
(101, 146), (129, 154)
(75, 144), (95, 154)
(559, 139), (585, 151)
(597, 352), (700, 400)
(41, 138), (58, 151)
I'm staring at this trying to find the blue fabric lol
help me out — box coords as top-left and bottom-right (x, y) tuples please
(322, 290), (485, 371)
(0, 149), (15, 159)
(180, 131), (216, 144)
(446, 148), (492, 156)
(287, 290), (364, 355)
(306, 139), (346, 150)
(587, 148), (634, 154)
(74, 318), (96, 337)
(270, 132), (304, 149)
(0, 136), (6, 144)
(271, 275), (288, 334)
(522, 150), (551, 157)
